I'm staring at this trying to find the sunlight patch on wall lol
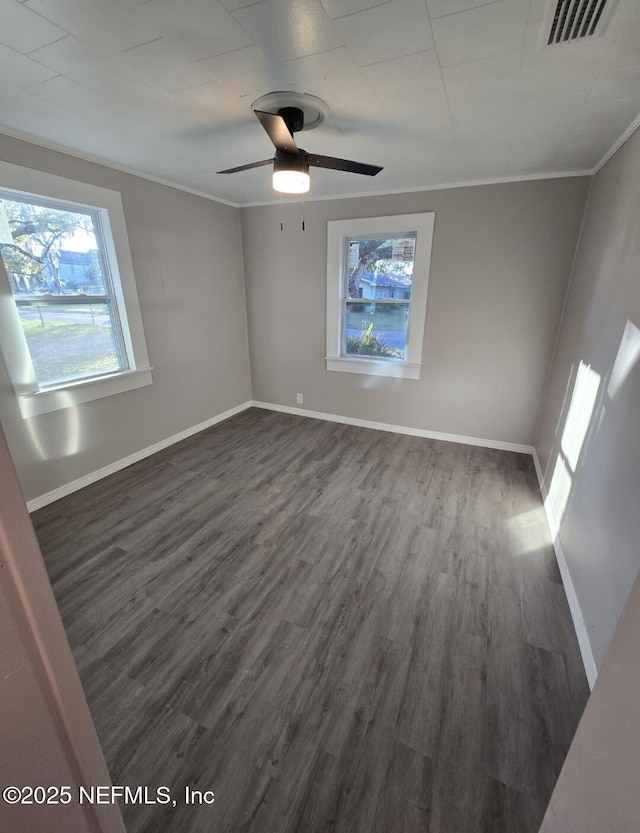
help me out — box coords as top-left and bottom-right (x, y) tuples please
(607, 319), (640, 400)
(561, 360), (601, 472)
(25, 394), (81, 461)
(548, 454), (573, 527)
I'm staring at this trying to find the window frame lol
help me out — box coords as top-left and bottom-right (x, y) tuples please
(326, 212), (435, 380)
(0, 160), (152, 419)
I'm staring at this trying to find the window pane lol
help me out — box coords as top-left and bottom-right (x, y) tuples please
(0, 194), (129, 388)
(0, 196), (107, 296)
(16, 300), (124, 386)
(346, 234), (415, 301)
(344, 302), (409, 359)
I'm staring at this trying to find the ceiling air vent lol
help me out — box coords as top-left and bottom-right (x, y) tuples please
(545, 0), (618, 45)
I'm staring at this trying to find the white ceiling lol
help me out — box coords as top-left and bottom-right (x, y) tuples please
(1, 0), (639, 205)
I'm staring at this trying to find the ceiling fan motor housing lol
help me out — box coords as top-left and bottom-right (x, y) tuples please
(277, 106), (305, 134)
(274, 148), (309, 175)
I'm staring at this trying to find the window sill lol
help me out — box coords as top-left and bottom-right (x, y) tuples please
(18, 367), (153, 419)
(326, 356), (421, 380)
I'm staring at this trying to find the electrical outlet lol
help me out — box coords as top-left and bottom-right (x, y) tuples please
(296, 393), (303, 404)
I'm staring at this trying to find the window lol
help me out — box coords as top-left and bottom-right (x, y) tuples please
(0, 161), (151, 419)
(1, 195), (128, 387)
(326, 213), (434, 380)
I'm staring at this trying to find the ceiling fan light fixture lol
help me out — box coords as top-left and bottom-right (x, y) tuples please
(272, 169), (310, 194)
(272, 150), (310, 194)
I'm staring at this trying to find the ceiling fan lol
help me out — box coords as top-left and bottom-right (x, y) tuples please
(217, 91), (383, 195)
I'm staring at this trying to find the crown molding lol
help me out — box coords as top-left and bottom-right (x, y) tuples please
(4, 109), (640, 210)
(0, 124), (239, 208)
(238, 170), (593, 207)
(592, 112), (640, 174)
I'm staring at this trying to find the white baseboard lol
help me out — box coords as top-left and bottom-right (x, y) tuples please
(251, 401), (534, 454)
(27, 399), (529, 513)
(532, 449), (598, 689)
(26, 401), (253, 513)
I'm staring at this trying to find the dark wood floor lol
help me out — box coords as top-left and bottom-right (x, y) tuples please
(32, 408), (589, 833)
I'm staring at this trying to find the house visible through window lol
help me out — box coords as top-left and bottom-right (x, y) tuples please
(0, 193), (128, 388)
(344, 233), (417, 361)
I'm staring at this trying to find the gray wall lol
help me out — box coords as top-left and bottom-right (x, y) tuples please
(0, 133), (251, 504)
(0, 424), (125, 833)
(535, 127), (640, 667)
(241, 178), (589, 446)
(540, 569), (640, 833)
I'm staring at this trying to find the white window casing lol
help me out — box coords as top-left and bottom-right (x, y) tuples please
(0, 160), (152, 419)
(326, 212), (435, 380)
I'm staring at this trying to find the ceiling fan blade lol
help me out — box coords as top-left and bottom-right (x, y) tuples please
(217, 159), (273, 174)
(254, 110), (298, 153)
(307, 154), (383, 177)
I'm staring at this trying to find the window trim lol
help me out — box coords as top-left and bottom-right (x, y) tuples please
(0, 161), (152, 419)
(326, 212), (435, 380)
